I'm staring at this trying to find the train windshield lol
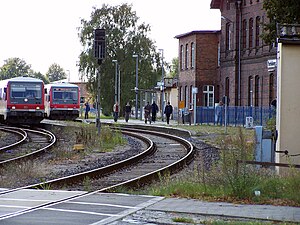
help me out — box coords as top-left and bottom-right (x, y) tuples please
(52, 87), (78, 101)
(10, 83), (42, 99)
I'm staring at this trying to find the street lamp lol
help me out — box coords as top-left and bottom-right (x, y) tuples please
(112, 60), (118, 104)
(159, 49), (164, 121)
(132, 54), (139, 119)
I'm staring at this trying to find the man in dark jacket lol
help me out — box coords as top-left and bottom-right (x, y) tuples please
(144, 102), (152, 124)
(164, 101), (173, 124)
(124, 102), (131, 122)
(84, 102), (90, 119)
(151, 101), (159, 123)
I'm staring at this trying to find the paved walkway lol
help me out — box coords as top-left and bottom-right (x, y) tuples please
(143, 198), (300, 223)
(95, 117), (178, 126)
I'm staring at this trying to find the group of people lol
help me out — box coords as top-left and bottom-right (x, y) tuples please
(84, 100), (173, 124)
(144, 101), (173, 124)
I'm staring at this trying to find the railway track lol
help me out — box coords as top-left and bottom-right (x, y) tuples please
(0, 126), (194, 222)
(0, 126), (56, 167)
(0, 127), (194, 195)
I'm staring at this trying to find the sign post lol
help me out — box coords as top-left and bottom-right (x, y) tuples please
(192, 87), (198, 125)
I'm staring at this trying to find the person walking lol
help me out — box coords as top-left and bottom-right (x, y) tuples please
(113, 101), (119, 122)
(144, 102), (152, 124)
(84, 101), (90, 119)
(164, 101), (173, 125)
(124, 102), (132, 122)
(151, 101), (159, 123)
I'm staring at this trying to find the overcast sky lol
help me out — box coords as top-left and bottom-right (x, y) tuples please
(0, 0), (221, 81)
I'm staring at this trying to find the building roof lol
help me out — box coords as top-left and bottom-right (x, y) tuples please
(174, 30), (220, 39)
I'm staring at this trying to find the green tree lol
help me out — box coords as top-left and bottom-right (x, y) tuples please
(0, 58), (31, 80)
(46, 63), (67, 82)
(78, 3), (161, 115)
(262, 0), (300, 44)
(168, 57), (179, 78)
(31, 71), (50, 84)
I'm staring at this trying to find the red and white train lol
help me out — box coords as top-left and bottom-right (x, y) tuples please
(44, 82), (80, 120)
(0, 76), (45, 125)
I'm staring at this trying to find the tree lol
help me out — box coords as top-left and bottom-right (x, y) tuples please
(262, 0), (300, 44)
(0, 58), (31, 80)
(46, 63), (67, 82)
(78, 3), (161, 115)
(168, 58), (179, 78)
(32, 71), (50, 84)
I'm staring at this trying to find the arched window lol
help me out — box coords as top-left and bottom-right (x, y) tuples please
(225, 23), (231, 51)
(179, 86), (183, 101)
(254, 75), (259, 106)
(185, 44), (189, 69)
(255, 17), (260, 47)
(190, 85), (193, 107)
(249, 18), (253, 49)
(191, 42), (195, 68)
(248, 76), (253, 106)
(185, 85), (188, 108)
(242, 19), (247, 49)
(180, 45), (184, 70)
(225, 77), (230, 98)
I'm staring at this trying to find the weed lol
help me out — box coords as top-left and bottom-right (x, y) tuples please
(172, 217), (195, 223)
(37, 179), (51, 190)
(83, 176), (91, 192)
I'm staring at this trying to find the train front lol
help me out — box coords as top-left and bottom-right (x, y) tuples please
(48, 84), (80, 120)
(6, 77), (45, 125)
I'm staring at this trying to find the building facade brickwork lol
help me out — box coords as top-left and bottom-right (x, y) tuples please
(211, 0), (277, 106)
(175, 31), (220, 109)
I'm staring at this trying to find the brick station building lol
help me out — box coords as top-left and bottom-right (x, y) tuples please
(175, 30), (220, 109)
(176, 0), (277, 108)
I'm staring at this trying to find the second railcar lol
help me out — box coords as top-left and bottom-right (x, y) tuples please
(45, 83), (80, 120)
(0, 76), (45, 125)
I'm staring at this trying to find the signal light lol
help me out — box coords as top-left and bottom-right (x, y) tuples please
(94, 29), (106, 61)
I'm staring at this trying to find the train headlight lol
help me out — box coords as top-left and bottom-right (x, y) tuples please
(24, 98), (28, 102)
(36, 106), (40, 110)
(12, 106), (16, 110)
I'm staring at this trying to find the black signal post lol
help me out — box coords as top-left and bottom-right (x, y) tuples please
(94, 28), (106, 135)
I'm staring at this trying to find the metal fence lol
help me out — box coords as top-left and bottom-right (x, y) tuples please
(196, 106), (276, 127)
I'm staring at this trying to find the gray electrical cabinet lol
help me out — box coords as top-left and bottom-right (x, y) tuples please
(255, 126), (275, 165)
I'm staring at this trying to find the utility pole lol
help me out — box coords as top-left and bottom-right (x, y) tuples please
(159, 49), (164, 121)
(133, 54), (139, 119)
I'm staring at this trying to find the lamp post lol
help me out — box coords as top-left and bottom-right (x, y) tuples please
(66, 70), (70, 82)
(112, 60), (118, 104)
(159, 49), (164, 121)
(132, 54), (139, 119)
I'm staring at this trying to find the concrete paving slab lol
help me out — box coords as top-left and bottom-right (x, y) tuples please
(146, 198), (300, 223)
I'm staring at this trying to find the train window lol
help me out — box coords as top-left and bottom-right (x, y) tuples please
(10, 83), (42, 99)
(53, 88), (78, 101)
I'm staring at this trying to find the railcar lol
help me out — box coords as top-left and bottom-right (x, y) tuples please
(0, 76), (45, 125)
(44, 82), (80, 120)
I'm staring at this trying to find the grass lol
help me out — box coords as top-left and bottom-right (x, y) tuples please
(125, 125), (300, 207)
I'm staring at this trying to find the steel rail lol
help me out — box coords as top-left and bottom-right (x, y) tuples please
(0, 127), (193, 196)
(0, 127), (56, 167)
(0, 129), (154, 195)
(0, 126), (27, 151)
(100, 127), (194, 192)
